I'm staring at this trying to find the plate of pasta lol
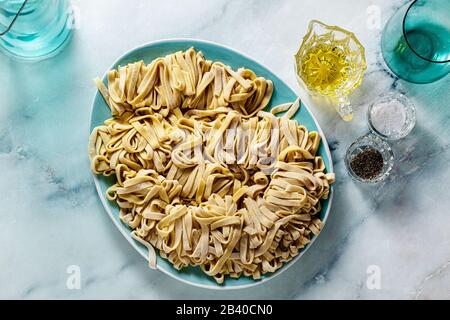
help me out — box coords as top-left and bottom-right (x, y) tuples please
(89, 39), (335, 289)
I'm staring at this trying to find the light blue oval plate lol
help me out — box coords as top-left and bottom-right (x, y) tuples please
(90, 38), (334, 290)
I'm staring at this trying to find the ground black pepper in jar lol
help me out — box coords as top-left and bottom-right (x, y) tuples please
(350, 147), (384, 180)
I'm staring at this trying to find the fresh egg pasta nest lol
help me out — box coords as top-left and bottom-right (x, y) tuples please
(89, 48), (335, 284)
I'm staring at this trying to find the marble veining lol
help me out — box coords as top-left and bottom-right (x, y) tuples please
(0, 0), (449, 299)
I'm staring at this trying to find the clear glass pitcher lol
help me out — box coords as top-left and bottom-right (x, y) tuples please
(0, 0), (73, 61)
(295, 20), (366, 121)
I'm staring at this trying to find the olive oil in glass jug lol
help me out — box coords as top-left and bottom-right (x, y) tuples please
(295, 20), (366, 121)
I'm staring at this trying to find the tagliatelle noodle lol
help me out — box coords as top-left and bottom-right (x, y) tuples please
(89, 48), (335, 283)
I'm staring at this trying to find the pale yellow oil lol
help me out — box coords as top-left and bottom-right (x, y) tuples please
(299, 44), (350, 95)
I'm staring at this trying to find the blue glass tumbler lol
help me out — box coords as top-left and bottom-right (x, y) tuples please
(381, 0), (450, 84)
(0, 0), (73, 61)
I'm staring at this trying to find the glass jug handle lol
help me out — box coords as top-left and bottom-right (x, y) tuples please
(335, 95), (353, 121)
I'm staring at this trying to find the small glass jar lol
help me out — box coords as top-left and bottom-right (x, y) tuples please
(368, 93), (416, 140)
(345, 134), (394, 183)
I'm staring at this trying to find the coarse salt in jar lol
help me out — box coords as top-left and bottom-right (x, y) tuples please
(367, 93), (416, 140)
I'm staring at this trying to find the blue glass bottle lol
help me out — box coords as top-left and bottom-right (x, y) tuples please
(381, 0), (450, 84)
(0, 0), (73, 61)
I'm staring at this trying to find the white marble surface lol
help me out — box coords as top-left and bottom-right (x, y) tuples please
(1, 0), (449, 299)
